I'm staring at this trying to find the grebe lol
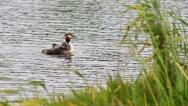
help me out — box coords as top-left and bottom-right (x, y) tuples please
(42, 33), (74, 55)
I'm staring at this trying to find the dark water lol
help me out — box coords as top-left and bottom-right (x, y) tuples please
(0, 0), (187, 99)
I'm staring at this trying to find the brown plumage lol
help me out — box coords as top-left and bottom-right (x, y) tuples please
(42, 33), (74, 55)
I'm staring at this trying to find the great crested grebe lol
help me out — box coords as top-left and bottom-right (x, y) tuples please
(42, 33), (74, 55)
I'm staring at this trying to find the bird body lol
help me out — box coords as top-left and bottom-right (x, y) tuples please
(42, 33), (74, 55)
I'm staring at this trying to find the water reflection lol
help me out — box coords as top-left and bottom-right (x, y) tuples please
(55, 54), (74, 63)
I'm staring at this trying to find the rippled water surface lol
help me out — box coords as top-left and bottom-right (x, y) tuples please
(0, 0), (187, 99)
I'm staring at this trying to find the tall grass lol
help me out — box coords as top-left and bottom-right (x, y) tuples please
(1, 0), (188, 106)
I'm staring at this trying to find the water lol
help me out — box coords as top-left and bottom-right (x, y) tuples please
(0, 0), (187, 99)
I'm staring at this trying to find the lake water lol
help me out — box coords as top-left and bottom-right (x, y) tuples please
(0, 0), (187, 99)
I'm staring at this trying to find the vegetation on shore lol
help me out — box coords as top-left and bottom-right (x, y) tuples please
(0, 0), (188, 106)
